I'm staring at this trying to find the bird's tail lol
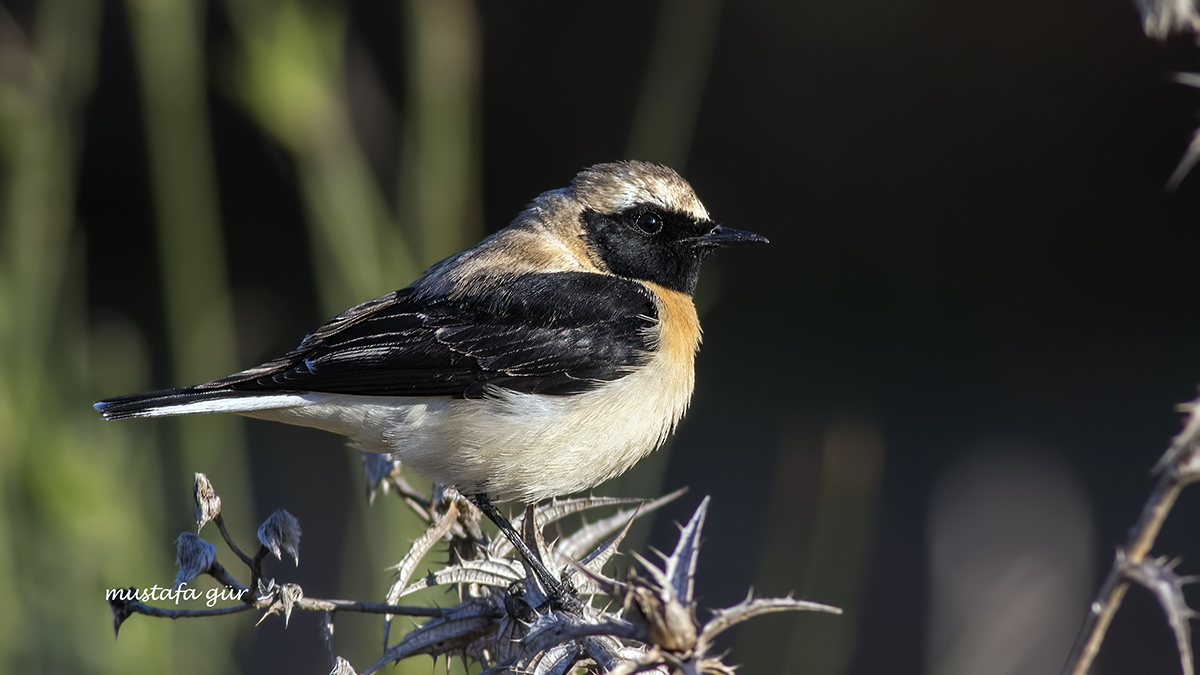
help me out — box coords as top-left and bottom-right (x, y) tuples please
(95, 388), (304, 420)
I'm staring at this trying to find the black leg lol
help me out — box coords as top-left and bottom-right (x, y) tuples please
(467, 494), (578, 611)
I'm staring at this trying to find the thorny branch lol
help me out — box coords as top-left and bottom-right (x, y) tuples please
(1137, 0), (1200, 188)
(113, 595), (442, 622)
(1062, 394), (1200, 675)
(110, 472), (448, 639)
(110, 462), (842, 674)
(1066, 3), (1200, 669)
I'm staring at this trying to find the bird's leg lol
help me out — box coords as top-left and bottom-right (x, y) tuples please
(466, 493), (580, 612)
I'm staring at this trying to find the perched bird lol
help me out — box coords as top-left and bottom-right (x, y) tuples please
(96, 161), (765, 604)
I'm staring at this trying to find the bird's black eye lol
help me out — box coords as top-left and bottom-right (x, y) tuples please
(636, 211), (663, 235)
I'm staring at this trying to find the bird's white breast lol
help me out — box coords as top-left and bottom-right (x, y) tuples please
(243, 283), (701, 503)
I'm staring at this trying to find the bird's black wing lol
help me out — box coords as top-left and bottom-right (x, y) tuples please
(199, 272), (659, 398)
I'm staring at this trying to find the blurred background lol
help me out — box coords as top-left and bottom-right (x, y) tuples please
(3, 0), (1200, 673)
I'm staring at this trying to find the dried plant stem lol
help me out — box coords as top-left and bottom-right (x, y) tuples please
(207, 563), (249, 595)
(214, 514), (255, 568)
(248, 546), (269, 600)
(123, 596), (444, 621)
(294, 599), (443, 616)
(125, 601), (257, 620)
(1063, 472), (1184, 675)
(1063, 396), (1200, 675)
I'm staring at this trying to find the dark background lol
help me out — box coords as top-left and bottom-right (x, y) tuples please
(35, 0), (1200, 671)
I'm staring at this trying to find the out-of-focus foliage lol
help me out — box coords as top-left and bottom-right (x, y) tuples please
(124, 0), (254, 668)
(230, 0), (420, 311)
(0, 1), (175, 672)
(3, 0), (489, 670)
(227, 0), (483, 311)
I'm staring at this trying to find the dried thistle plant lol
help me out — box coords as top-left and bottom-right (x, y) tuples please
(1137, 0), (1200, 188)
(108, 463), (841, 673)
(1138, 0), (1200, 40)
(1062, 393), (1200, 675)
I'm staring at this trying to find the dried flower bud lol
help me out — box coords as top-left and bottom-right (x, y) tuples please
(361, 451), (397, 503)
(256, 580), (305, 628)
(174, 532), (216, 590)
(108, 587), (137, 639)
(193, 472), (221, 532)
(627, 576), (697, 652)
(258, 509), (302, 565)
(280, 582), (303, 627)
(257, 577), (277, 602)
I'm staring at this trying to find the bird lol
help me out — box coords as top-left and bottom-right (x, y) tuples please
(95, 160), (766, 606)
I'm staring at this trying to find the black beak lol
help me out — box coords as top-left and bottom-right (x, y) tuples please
(687, 224), (769, 248)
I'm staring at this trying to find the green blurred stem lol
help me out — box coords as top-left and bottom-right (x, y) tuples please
(296, 120), (418, 312)
(125, 0), (254, 559)
(401, 0), (482, 267)
(0, 0), (103, 663)
(625, 0), (723, 169)
(0, 2), (175, 672)
(784, 423), (884, 674)
(738, 420), (885, 675)
(226, 1), (421, 310)
(127, 2), (253, 670)
(1, 0), (99, 419)
(126, 0), (235, 384)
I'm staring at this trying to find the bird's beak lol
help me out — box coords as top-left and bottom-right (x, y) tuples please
(687, 224), (769, 248)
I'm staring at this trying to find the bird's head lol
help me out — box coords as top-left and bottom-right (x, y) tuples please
(567, 161), (767, 295)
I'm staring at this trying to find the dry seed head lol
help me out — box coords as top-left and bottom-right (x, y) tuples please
(174, 532), (216, 590)
(192, 472), (221, 532)
(258, 509), (302, 566)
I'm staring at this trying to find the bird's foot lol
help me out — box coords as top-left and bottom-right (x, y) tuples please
(467, 493), (583, 614)
(538, 569), (583, 614)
